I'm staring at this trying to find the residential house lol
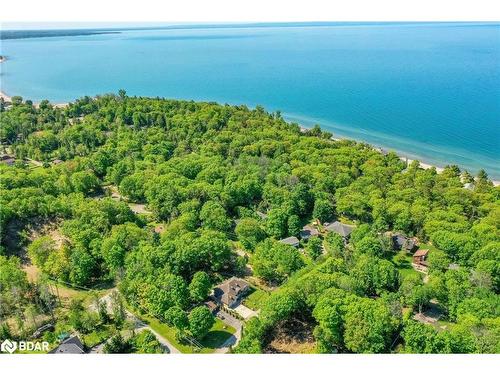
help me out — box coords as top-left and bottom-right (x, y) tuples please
(412, 249), (429, 267)
(392, 233), (418, 252)
(279, 236), (300, 248)
(299, 225), (319, 240)
(324, 221), (355, 239)
(213, 277), (250, 309)
(49, 336), (85, 354)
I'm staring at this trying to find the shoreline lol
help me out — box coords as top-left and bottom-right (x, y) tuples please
(299, 125), (499, 186)
(0, 54), (497, 185)
(1, 56), (12, 102)
(1, 57), (68, 108)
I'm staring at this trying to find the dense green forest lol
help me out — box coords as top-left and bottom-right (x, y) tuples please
(0, 93), (498, 353)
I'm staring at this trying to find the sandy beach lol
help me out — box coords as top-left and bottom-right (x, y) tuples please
(0, 60), (496, 186)
(0, 56), (11, 102)
(299, 126), (499, 186)
(0, 90), (11, 102)
(1, 56), (12, 102)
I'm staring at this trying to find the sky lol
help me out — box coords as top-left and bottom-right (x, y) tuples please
(1, 0), (499, 30)
(1, 22), (189, 30)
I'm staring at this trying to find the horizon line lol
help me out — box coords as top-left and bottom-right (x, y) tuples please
(2, 20), (499, 32)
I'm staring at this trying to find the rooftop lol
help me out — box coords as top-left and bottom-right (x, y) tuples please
(413, 249), (429, 257)
(49, 336), (85, 354)
(299, 225), (319, 239)
(324, 221), (355, 237)
(279, 236), (300, 246)
(392, 233), (417, 250)
(213, 277), (250, 307)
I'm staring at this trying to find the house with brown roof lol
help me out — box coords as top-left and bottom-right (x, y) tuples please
(213, 277), (250, 309)
(412, 249), (429, 266)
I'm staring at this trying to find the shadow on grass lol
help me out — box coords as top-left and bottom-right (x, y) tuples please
(200, 330), (234, 349)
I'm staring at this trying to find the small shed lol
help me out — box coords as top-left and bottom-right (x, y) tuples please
(463, 182), (474, 191)
(256, 211), (268, 220)
(205, 300), (220, 314)
(153, 224), (165, 234)
(412, 249), (429, 266)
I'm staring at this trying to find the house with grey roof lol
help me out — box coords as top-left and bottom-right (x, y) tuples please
(49, 336), (85, 354)
(279, 236), (300, 248)
(392, 233), (418, 252)
(299, 225), (319, 240)
(324, 221), (355, 238)
(213, 277), (250, 308)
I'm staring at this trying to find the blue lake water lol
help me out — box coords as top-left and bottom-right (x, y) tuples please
(1, 23), (499, 178)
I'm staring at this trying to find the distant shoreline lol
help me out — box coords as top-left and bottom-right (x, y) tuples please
(0, 54), (497, 185)
(299, 125), (499, 186)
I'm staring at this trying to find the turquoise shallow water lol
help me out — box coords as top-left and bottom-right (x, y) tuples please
(1, 23), (499, 178)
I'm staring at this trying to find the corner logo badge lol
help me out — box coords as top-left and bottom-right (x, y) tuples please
(1, 339), (17, 353)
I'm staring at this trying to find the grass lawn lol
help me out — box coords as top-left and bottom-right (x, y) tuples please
(140, 313), (194, 353)
(128, 305), (235, 353)
(391, 251), (422, 280)
(199, 319), (236, 352)
(81, 325), (114, 348)
(243, 287), (270, 310)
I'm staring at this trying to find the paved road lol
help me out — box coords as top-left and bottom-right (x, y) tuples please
(92, 291), (180, 354)
(132, 318), (180, 354)
(214, 310), (243, 353)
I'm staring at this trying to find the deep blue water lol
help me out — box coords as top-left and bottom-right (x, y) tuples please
(1, 23), (499, 178)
